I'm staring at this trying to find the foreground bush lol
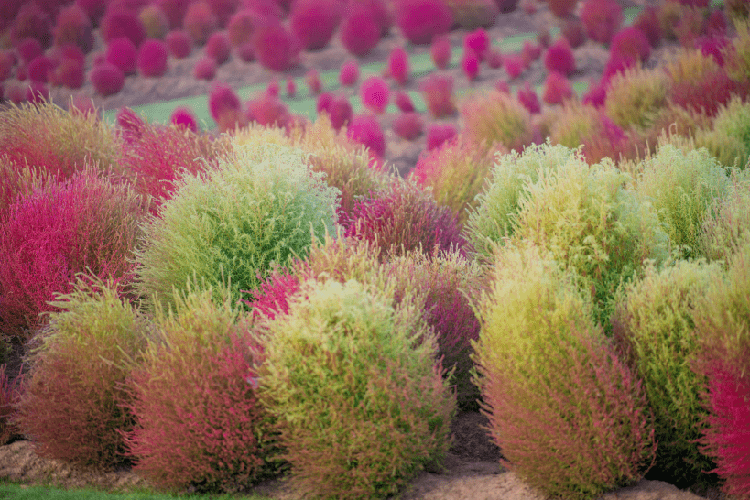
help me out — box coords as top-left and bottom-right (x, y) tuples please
(631, 144), (730, 260)
(125, 287), (280, 494)
(0, 159), (54, 219)
(692, 240), (750, 498)
(699, 169), (750, 266)
(508, 147), (668, 328)
(612, 260), (723, 488)
(0, 101), (120, 181)
(17, 276), (147, 469)
(0, 168), (146, 337)
(136, 143), (340, 310)
(258, 278), (455, 500)
(473, 243), (656, 500)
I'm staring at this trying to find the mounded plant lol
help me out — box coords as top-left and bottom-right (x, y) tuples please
(472, 242), (656, 500)
(258, 277), (455, 499)
(604, 65), (669, 131)
(699, 169), (750, 265)
(630, 143), (730, 260)
(16, 275), (148, 469)
(135, 142), (340, 311)
(419, 73), (457, 118)
(611, 259), (723, 488)
(694, 95), (750, 170)
(124, 286), (281, 494)
(410, 134), (499, 225)
(459, 89), (533, 154)
(0, 168), (146, 337)
(0, 101), (121, 182)
(396, 0), (454, 45)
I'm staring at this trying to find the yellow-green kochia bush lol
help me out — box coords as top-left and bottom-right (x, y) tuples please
(507, 146), (669, 328)
(611, 260), (724, 488)
(258, 278), (455, 500)
(632, 144), (730, 260)
(699, 169), (750, 266)
(17, 275), (148, 470)
(136, 143), (341, 310)
(695, 95), (750, 171)
(464, 141), (581, 264)
(604, 66), (669, 131)
(472, 243), (656, 500)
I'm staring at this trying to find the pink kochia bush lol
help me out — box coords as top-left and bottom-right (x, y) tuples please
(396, 0), (453, 45)
(426, 123), (458, 151)
(517, 82), (540, 113)
(183, 0), (217, 45)
(419, 73), (456, 117)
(205, 31), (231, 64)
(395, 90), (416, 112)
(543, 71), (573, 104)
(100, 8), (147, 48)
(193, 57), (217, 80)
(464, 28), (490, 62)
(91, 62), (125, 96)
(106, 37), (138, 75)
(462, 48), (480, 81)
(252, 21), (299, 72)
(339, 59), (359, 87)
(580, 0), (623, 44)
(137, 39), (169, 77)
(290, 0), (342, 51)
(16, 276), (148, 470)
(610, 27), (651, 64)
(343, 178), (468, 259)
(340, 3), (382, 57)
(393, 112), (424, 140)
(360, 76), (390, 114)
(209, 82), (244, 132)
(431, 34), (452, 69)
(165, 29), (192, 58)
(387, 46), (410, 85)
(346, 114), (386, 159)
(245, 93), (290, 129)
(544, 37), (576, 76)
(124, 289), (280, 494)
(53, 3), (94, 53)
(169, 106), (199, 132)
(0, 169), (146, 337)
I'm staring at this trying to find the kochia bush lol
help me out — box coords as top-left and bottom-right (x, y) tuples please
(459, 90), (533, 154)
(135, 143), (340, 311)
(258, 278), (455, 499)
(16, 276), (148, 469)
(473, 243), (656, 500)
(612, 260), (723, 488)
(124, 287), (280, 494)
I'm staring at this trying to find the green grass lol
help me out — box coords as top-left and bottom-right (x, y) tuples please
(0, 478), (273, 500)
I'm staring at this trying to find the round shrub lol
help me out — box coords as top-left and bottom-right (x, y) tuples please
(53, 3), (94, 53)
(245, 93), (290, 129)
(125, 288), (279, 494)
(542, 70), (573, 104)
(444, 0), (498, 28)
(419, 73), (456, 118)
(339, 59), (359, 87)
(464, 27), (490, 62)
(306, 68), (321, 94)
(193, 56), (216, 80)
(227, 8), (257, 47)
(393, 112), (424, 140)
(100, 8), (146, 48)
(26, 56), (52, 83)
(48, 55), (85, 89)
(394, 90), (415, 112)
(459, 89), (532, 153)
(137, 38), (168, 77)
(0, 167), (145, 338)
(16, 276), (148, 469)
(410, 134), (498, 225)
(183, 0), (217, 46)
(461, 47), (480, 81)
(604, 66), (668, 131)
(328, 95), (353, 132)
(544, 37), (575, 76)
(252, 21), (298, 72)
(11, 3), (51, 49)
(610, 26), (651, 64)
(340, 3), (381, 57)
(165, 29), (192, 58)
(699, 170), (750, 265)
(426, 123), (457, 151)
(258, 278), (455, 499)
(135, 143), (340, 311)
(430, 33), (452, 69)
(580, 0), (622, 44)
(695, 95), (750, 170)
(169, 106), (199, 132)
(632, 5), (662, 47)
(208, 81), (242, 130)
(106, 37), (137, 75)
(396, 0), (453, 45)
(473, 242), (657, 500)
(612, 260), (723, 488)
(346, 114), (386, 159)
(205, 30), (231, 64)
(290, 0), (342, 51)
(562, 17), (587, 48)
(343, 177), (468, 259)
(517, 82), (540, 114)
(387, 45), (410, 85)
(360, 76), (390, 114)
(503, 52), (527, 79)
(631, 143), (730, 260)
(139, 3), (169, 39)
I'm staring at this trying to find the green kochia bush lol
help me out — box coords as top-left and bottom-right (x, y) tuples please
(632, 144), (730, 260)
(17, 275), (148, 470)
(125, 286), (280, 494)
(472, 243), (656, 500)
(611, 260), (723, 488)
(258, 278), (455, 500)
(136, 143), (341, 310)
(464, 141), (581, 264)
(508, 146), (669, 328)
(699, 169), (750, 266)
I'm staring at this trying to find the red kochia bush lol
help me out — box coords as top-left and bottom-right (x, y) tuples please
(548, 0), (578, 18)
(419, 73), (456, 117)
(100, 8), (147, 48)
(396, 0), (453, 45)
(137, 39), (169, 77)
(16, 38), (43, 65)
(344, 179), (468, 259)
(27, 56), (53, 83)
(193, 57), (217, 80)
(328, 95), (353, 131)
(387, 46), (410, 85)
(339, 59), (359, 87)
(395, 90), (416, 112)
(205, 31), (231, 64)
(340, 3), (382, 57)
(242, 267), (302, 320)
(544, 37), (576, 76)
(580, 0), (622, 44)
(209, 82), (242, 130)
(426, 123), (457, 151)
(170, 106), (199, 132)
(430, 33), (452, 69)
(252, 21), (299, 72)
(245, 93), (290, 129)
(0, 170), (145, 338)
(290, 0), (342, 51)
(106, 37), (138, 75)
(517, 82), (540, 113)
(165, 29), (192, 58)
(393, 112), (424, 140)
(183, 0), (218, 45)
(91, 62), (125, 96)
(610, 26), (651, 63)
(464, 28), (490, 62)
(124, 294), (280, 494)
(361, 76), (390, 114)
(11, 3), (52, 48)
(346, 114), (386, 159)
(53, 3), (94, 53)
(543, 70), (573, 104)
(462, 47), (480, 81)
